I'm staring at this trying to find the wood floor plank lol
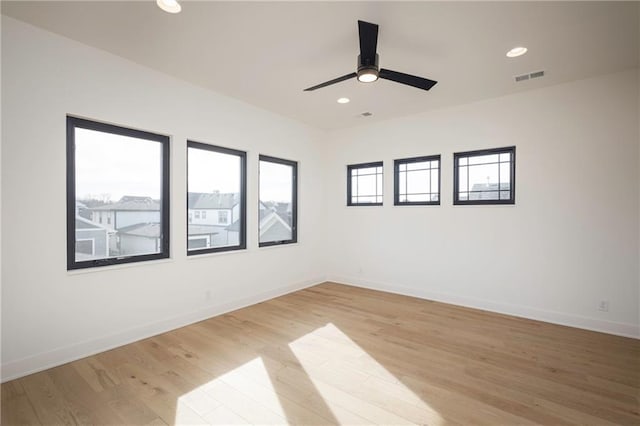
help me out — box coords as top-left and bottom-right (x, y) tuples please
(2, 282), (638, 425)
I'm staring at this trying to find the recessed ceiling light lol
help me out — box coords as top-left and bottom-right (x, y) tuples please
(157, 0), (181, 14)
(337, 97), (350, 104)
(506, 46), (528, 58)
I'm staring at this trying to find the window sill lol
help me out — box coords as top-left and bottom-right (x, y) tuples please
(67, 257), (174, 275)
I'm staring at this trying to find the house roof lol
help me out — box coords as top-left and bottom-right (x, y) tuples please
(118, 222), (160, 238)
(469, 183), (511, 200)
(75, 216), (104, 230)
(91, 196), (160, 212)
(189, 192), (239, 210)
(226, 220), (241, 232)
(188, 224), (220, 236)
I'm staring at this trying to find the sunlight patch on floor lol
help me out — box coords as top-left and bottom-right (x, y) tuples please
(287, 322), (445, 425)
(174, 357), (287, 425)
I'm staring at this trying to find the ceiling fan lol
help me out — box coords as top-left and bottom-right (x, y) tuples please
(304, 20), (438, 92)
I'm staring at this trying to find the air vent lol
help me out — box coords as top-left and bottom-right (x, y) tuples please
(515, 70), (545, 82)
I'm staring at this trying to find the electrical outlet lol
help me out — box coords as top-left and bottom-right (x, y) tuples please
(598, 300), (609, 312)
(205, 290), (211, 301)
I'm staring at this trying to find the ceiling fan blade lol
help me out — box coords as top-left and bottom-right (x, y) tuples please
(379, 68), (438, 91)
(358, 20), (379, 65)
(303, 72), (357, 91)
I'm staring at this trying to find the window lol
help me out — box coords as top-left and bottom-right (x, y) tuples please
(75, 239), (94, 256)
(218, 211), (228, 224)
(187, 141), (246, 254)
(394, 155), (440, 205)
(454, 146), (515, 205)
(347, 161), (383, 206)
(67, 116), (170, 270)
(259, 155), (297, 246)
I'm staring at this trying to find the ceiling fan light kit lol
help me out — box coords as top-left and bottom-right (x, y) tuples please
(304, 20), (437, 92)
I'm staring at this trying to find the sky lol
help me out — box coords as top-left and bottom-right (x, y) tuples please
(75, 128), (294, 203)
(75, 128), (162, 201)
(259, 160), (293, 203)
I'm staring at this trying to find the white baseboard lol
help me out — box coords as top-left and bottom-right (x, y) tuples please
(327, 275), (640, 339)
(1, 276), (325, 383)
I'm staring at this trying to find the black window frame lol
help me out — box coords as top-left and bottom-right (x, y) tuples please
(66, 116), (170, 270)
(347, 161), (384, 206)
(258, 154), (298, 247)
(453, 146), (516, 205)
(394, 155), (441, 206)
(187, 140), (247, 255)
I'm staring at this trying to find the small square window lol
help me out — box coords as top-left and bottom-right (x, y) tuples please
(454, 146), (515, 205)
(218, 210), (228, 224)
(347, 162), (383, 206)
(394, 155), (440, 205)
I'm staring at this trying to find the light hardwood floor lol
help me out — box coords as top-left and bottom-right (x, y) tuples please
(2, 283), (639, 425)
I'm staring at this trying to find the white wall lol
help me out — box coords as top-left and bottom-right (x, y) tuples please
(325, 69), (640, 338)
(2, 15), (639, 383)
(1, 17), (327, 381)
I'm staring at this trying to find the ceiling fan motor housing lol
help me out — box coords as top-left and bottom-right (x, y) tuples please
(357, 54), (379, 81)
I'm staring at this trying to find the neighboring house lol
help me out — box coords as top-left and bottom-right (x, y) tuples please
(469, 183), (511, 200)
(258, 204), (292, 242)
(117, 223), (162, 255)
(75, 201), (92, 220)
(74, 216), (110, 261)
(187, 225), (219, 250)
(90, 196), (160, 231)
(89, 196), (162, 255)
(188, 192), (240, 246)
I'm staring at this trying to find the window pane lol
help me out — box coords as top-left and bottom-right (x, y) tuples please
(259, 158), (296, 244)
(468, 163), (500, 192)
(72, 125), (165, 265)
(398, 172), (406, 194)
(468, 154), (499, 165)
(406, 170), (430, 194)
(188, 145), (244, 253)
(407, 194), (429, 202)
(357, 175), (377, 196)
(407, 161), (429, 171)
(431, 169), (439, 193)
(500, 162), (511, 184)
(459, 166), (468, 192)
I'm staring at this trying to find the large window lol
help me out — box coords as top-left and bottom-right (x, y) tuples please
(347, 161), (383, 206)
(454, 146), (516, 205)
(394, 155), (440, 205)
(259, 155), (297, 247)
(66, 117), (170, 270)
(187, 141), (246, 254)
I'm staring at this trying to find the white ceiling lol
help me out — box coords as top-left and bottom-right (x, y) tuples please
(3, 1), (638, 130)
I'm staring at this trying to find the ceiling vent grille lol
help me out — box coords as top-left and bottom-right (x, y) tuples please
(515, 70), (545, 82)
